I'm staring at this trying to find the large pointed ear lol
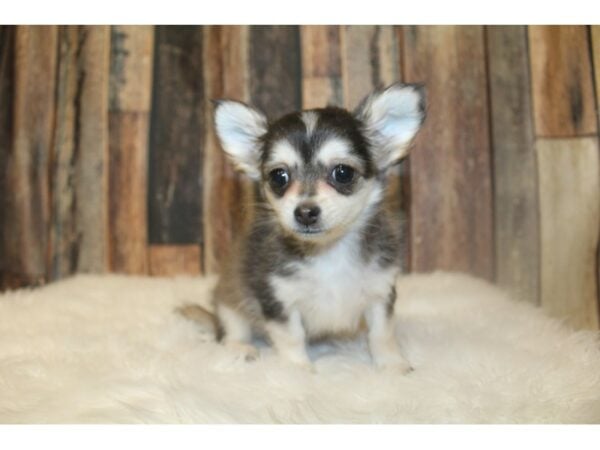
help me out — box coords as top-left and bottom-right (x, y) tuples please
(214, 100), (268, 179)
(354, 83), (425, 170)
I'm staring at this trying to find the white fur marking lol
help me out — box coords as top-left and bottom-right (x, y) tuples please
(267, 139), (302, 169)
(302, 111), (318, 138)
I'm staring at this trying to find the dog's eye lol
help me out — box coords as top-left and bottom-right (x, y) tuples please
(268, 168), (290, 189)
(331, 164), (355, 184)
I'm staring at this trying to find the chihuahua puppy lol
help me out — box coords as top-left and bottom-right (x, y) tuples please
(184, 82), (425, 372)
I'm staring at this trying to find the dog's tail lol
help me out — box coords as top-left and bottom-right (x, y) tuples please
(176, 304), (224, 341)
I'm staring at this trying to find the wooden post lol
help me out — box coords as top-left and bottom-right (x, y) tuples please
(402, 26), (494, 280)
(202, 26), (254, 274)
(108, 25), (154, 274)
(301, 26), (343, 108)
(147, 26), (204, 274)
(486, 26), (540, 304)
(3, 26), (57, 286)
(249, 25), (302, 119)
(528, 26), (597, 138)
(537, 138), (600, 329)
(48, 26), (110, 279)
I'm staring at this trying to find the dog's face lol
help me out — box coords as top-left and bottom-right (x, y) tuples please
(214, 83), (425, 242)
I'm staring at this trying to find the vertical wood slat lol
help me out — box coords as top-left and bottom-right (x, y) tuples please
(249, 26), (302, 119)
(486, 26), (540, 304)
(3, 26), (57, 285)
(0, 26), (15, 287)
(202, 26), (254, 274)
(301, 26), (343, 108)
(108, 25), (154, 274)
(49, 26), (110, 280)
(402, 26), (494, 280)
(339, 25), (409, 268)
(528, 26), (597, 138)
(537, 138), (600, 330)
(149, 245), (201, 276)
(148, 26), (204, 252)
(592, 26), (600, 130)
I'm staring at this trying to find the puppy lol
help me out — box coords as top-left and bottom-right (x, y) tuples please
(182, 82), (425, 372)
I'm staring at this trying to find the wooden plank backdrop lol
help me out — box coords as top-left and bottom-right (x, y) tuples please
(0, 25), (599, 330)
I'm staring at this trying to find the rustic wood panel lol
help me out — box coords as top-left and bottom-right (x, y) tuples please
(402, 26), (494, 280)
(339, 25), (408, 268)
(537, 138), (600, 330)
(48, 26), (110, 279)
(0, 26), (15, 287)
(148, 26), (204, 246)
(149, 245), (201, 276)
(528, 26), (597, 138)
(301, 26), (343, 108)
(486, 26), (540, 304)
(592, 26), (600, 130)
(249, 26), (302, 119)
(3, 26), (57, 284)
(108, 25), (154, 274)
(340, 25), (400, 109)
(202, 26), (255, 274)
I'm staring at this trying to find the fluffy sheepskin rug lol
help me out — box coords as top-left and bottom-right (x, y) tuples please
(0, 272), (599, 424)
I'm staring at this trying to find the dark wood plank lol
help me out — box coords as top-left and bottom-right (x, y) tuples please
(402, 26), (494, 280)
(528, 26), (597, 138)
(48, 26), (110, 279)
(249, 25), (301, 119)
(592, 26), (600, 131)
(149, 244), (201, 276)
(537, 138), (599, 330)
(148, 26), (204, 245)
(108, 25), (154, 274)
(0, 26), (15, 286)
(301, 26), (343, 108)
(3, 26), (57, 283)
(202, 26), (255, 274)
(486, 25), (540, 304)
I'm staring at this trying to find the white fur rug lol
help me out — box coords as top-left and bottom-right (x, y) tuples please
(0, 272), (599, 424)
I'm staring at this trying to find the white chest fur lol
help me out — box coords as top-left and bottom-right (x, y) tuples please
(270, 232), (398, 338)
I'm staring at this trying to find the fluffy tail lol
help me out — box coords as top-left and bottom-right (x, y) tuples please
(176, 304), (224, 341)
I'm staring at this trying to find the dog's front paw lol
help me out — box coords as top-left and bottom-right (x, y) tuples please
(225, 342), (260, 362)
(373, 352), (413, 374)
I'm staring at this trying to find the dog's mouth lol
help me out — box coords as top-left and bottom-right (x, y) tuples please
(293, 225), (326, 236)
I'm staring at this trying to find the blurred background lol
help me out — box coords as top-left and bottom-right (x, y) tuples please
(0, 25), (598, 330)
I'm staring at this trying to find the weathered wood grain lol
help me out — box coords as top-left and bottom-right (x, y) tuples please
(108, 26), (154, 274)
(301, 26), (343, 108)
(340, 25), (400, 109)
(592, 26), (600, 130)
(0, 26), (15, 287)
(3, 26), (57, 284)
(528, 26), (597, 137)
(486, 26), (540, 304)
(202, 26), (255, 274)
(249, 26), (301, 119)
(48, 26), (110, 279)
(340, 25), (408, 268)
(148, 26), (204, 246)
(402, 26), (494, 280)
(148, 245), (201, 276)
(537, 138), (600, 330)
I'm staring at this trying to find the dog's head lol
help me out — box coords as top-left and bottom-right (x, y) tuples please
(214, 83), (425, 243)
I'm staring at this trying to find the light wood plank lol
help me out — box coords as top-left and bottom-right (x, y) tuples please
(4, 26), (57, 282)
(202, 26), (255, 274)
(108, 25), (154, 274)
(148, 245), (202, 276)
(537, 138), (600, 330)
(49, 26), (110, 279)
(528, 26), (597, 137)
(486, 25), (540, 304)
(301, 26), (343, 108)
(402, 26), (494, 280)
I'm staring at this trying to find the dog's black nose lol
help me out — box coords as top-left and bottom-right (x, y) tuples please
(294, 204), (321, 226)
